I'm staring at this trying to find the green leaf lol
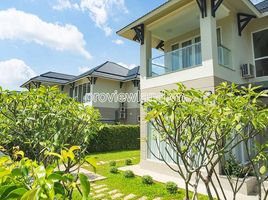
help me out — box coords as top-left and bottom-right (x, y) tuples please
(260, 166), (267, 175)
(79, 173), (90, 200)
(21, 188), (39, 200)
(54, 182), (65, 196)
(2, 188), (28, 200)
(48, 173), (65, 182)
(11, 168), (22, 176)
(0, 185), (17, 198)
(85, 156), (97, 172)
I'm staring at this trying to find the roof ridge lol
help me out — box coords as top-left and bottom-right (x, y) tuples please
(41, 71), (75, 77)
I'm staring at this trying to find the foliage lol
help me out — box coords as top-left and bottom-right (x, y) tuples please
(125, 159), (132, 166)
(223, 153), (252, 178)
(109, 167), (119, 174)
(124, 170), (135, 178)
(166, 182), (178, 194)
(87, 125), (140, 153)
(142, 175), (153, 185)
(0, 86), (101, 165)
(109, 160), (116, 167)
(0, 146), (96, 200)
(144, 82), (268, 200)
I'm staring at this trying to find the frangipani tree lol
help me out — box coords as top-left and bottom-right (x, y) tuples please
(144, 83), (268, 200)
(0, 86), (101, 166)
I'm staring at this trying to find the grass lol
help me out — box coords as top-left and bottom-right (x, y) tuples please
(82, 150), (209, 200)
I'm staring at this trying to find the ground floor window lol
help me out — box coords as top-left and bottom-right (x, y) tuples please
(147, 124), (180, 164)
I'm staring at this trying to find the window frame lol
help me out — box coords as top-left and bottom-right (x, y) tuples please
(251, 27), (268, 78)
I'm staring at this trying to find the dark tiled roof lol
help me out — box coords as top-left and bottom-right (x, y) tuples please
(21, 72), (75, 87)
(255, 0), (268, 13)
(70, 61), (140, 82)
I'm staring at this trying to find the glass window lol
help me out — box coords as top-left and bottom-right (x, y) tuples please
(195, 37), (202, 65)
(69, 87), (73, 98)
(217, 28), (222, 46)
(253, 29), (268, 77)
(182, 40), (192, 68)
(78, 85), (82, 102)
(171, 43), (180, 71)
(87, 83), (91, 93)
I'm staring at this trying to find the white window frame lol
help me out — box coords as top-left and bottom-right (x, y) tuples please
(251, 27), (268, 78)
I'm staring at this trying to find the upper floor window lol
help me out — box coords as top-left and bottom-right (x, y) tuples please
(253, 28), (268, 77)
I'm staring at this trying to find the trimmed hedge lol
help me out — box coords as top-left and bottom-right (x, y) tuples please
(87, 125), (140, 153)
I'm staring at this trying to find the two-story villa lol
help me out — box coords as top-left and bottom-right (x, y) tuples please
(117, 0), (268, 197)
(21, 61), (140, 124)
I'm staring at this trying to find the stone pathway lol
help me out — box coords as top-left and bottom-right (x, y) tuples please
(91, 183), (162, 200)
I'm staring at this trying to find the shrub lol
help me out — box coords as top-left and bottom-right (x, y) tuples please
(124, 170), (135, 178)
(109, 160), (116, 167)
(125, 159), (132, 166)
(110, 167), (119, 174)
(166, 181), (178, 194)
(87, 125), (140, 153)
(142, 175), (153, 185)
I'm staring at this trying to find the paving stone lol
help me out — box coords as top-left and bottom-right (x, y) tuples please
(138, 197), (148, 200)
(93, 184), (106, 189)
(93, 193), (106, 199)
(95, 187), (108, 193)
(124, 194), (136, 200)
(108, 189), (118, 195)
(111, 193), (124, 199)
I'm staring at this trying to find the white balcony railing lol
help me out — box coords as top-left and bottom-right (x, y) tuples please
(148, 42), (232, 77)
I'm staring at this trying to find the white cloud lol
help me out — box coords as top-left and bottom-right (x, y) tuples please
(78, 66), (91, 73)
(80, 0), (128, 36)
(0, 59), (36, 91)
(0, 8), (91, 59)
(53, 0), (80, 10)
(117, 62), (136, 69)
(112, 39), (124, 45)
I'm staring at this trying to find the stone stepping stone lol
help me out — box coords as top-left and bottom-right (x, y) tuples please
(93, 184), (106, 189)
(93, 193), (106, 199)
(124, 194), (136, 200)
(138, 197), (148, 200)
(153, 198), (162, 200)
(95, 187), (108, 194)
(108, 189), (118, 195)
(111, 193), (124, 199)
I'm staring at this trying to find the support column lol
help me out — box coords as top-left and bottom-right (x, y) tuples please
(200, 2), (218, 77)
(140, 27), (151, 164)
(140, 28), (152, 86)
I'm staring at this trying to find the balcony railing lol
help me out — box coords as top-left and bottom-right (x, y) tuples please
(218, 45), (232, 69)
(148, 42), (202, 77)
(148, 43), (233, 78)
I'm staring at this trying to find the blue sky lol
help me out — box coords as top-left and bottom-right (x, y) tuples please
(0, 0), (264, 90)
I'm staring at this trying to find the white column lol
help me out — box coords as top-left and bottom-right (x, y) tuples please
(200, 3), (218, 77)
(140, 28), (152, 86)
(140, 27), (151, 163)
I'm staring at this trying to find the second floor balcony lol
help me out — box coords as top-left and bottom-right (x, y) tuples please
(148, 42), (232, 78)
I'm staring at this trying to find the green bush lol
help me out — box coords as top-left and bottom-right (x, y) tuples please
(110, 167), (119, 174)
(125, 159), (132, 166)
(166, 181), (178, 194)
(124, 170), (135, 178)
(142, 175), (153, 185)
(109, 160), (116, 167)
(87, 125), (140, 153)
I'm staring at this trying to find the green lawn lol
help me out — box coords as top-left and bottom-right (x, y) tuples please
(82, 150), (209, 200)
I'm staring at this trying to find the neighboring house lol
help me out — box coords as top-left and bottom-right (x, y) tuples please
(117, 0), (268, 196)
(21, 61), (140, 124)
